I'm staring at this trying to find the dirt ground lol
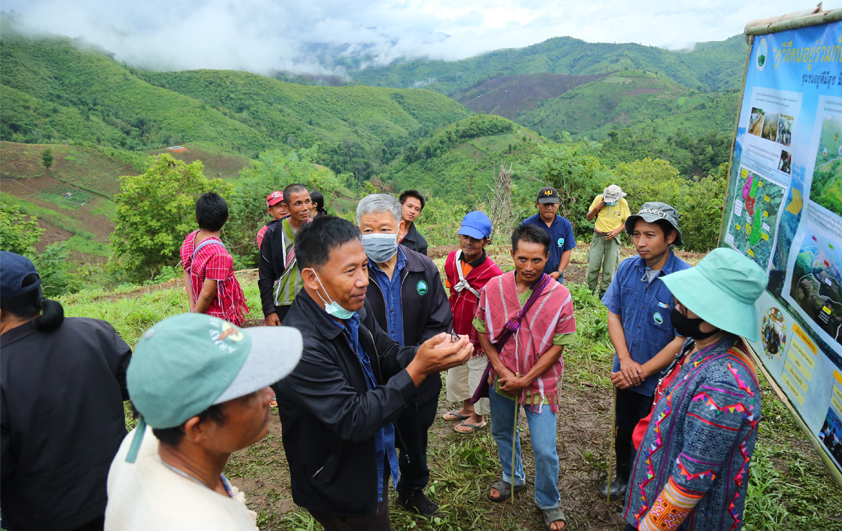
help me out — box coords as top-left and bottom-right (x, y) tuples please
(227, 377), (630, 530)
(224, 247), (712, 530)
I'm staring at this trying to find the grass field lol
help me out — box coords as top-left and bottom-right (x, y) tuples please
(55, 247), (842, 530)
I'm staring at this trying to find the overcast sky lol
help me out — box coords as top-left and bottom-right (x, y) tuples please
(3, 0), (813, 75)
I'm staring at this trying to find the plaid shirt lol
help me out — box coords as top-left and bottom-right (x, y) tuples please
(180, 231), (249, 325)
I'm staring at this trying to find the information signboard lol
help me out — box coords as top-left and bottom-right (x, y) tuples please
(721, 10), (842, 480)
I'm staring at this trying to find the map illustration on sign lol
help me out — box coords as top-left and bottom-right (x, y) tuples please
(725, 166), (786, 270)
(790, 232), (842, 347)
(811, 114), (842, 216)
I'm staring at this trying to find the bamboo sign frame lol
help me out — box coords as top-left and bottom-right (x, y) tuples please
(719, 4), (842, 487)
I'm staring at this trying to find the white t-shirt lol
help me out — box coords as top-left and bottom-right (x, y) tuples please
(105, 426), (258, 531)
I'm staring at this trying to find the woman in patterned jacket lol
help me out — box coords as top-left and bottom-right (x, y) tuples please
(623, 248), (767, 531)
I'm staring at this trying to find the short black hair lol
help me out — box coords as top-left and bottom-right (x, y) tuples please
(283, 183), (308, 206)
(0, 273), (64, 332)
(655, 219), (678, 244)
(399, 190), (426, 210)
(195, 193), (228, 232)
(132, 402), (227, 448)
(296, 216), (361, 270)
(512, 224), (550, 255)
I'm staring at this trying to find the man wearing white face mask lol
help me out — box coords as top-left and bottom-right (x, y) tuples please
(357, 194), (452, 517)
(275, 216), (472, 530)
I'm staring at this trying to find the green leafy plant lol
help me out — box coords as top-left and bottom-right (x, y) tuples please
(109, 153), (232, 279)
(0, 201), (43, 254)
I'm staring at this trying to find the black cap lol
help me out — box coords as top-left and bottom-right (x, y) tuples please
(537, 187), (560, 204)
(0, 252), (41, 299)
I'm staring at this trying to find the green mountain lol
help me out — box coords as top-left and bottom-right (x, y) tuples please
(141, 69), (471, 180)
(0, 19), (471, 181)
(379, 114), (545, 201)
(349, 35), (748, 96)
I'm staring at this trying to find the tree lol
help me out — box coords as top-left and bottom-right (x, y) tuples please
(530, 141), (612, 234)
(41, 148), (54, 175)
(109, 153), (232, 279)
(225, 145), (342, 264)
(0, 202), (44, 255)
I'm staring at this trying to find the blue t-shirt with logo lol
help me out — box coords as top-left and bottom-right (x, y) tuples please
(521, 214), (577, 282)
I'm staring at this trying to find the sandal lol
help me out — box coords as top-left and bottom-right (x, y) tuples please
(487, 479), (526, 503)
(270, 396), (278, 408)
(454, 419), (486, 433)
(442, 409), (468, 421)
(541, 507), (567, 531)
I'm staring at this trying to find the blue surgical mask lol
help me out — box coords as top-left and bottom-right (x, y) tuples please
(361, 232), (398, 263)
(310, 270), (356, 320)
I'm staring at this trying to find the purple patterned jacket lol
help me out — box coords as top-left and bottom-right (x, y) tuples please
(624, 336), (761, 531)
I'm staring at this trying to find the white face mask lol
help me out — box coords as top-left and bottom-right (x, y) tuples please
(361, 232), (399, 263)
(308, 269), (355, 320)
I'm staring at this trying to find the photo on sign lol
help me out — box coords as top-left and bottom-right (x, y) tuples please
(761, 307), (787, 360)
(778, 150), (792, 175)
(762, 111), (780, 142)
(812, 113), (842, 217)
(725, 166), (785, 271)
(749, 107), (765, 137)
(820, 406), (842, 466)
(790, 231), (842, 348)
(776, 114), (794, 147)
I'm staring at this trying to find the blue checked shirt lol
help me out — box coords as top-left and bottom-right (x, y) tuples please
(602, 251), (690, 396)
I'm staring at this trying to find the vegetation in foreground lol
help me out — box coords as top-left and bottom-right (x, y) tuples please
(60, 247), (842, 531)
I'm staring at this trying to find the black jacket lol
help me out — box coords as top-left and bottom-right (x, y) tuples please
(401, 222), (428, 256)
(366, 245), (452, 405)
(258, 218), (288, 317)
(1, 318), (131, 531)
(274, 289), (420, 517)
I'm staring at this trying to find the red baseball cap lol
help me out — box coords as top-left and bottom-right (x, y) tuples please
(266, 191), (284, 207)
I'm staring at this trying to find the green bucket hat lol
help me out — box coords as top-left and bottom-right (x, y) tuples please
(125, 313), (302, 462)
(661, 248), (767, 341)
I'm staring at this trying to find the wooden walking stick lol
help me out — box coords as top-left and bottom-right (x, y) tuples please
(511, 374), (520, 502)
(606, 385), (617, 505)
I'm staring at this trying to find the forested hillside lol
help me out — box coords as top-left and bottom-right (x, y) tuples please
(0, 19), (471, 181)
(379, 114), (545, 200)
(349, 35), (748, 95)
(141, 70), (470, 182)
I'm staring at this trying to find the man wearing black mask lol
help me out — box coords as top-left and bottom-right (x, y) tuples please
(599, 202), (690, 498)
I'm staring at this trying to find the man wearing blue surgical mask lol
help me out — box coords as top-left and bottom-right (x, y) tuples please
(357, 194), (452, 517)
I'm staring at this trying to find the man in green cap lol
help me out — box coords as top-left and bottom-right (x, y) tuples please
(104, 314), (303, 530)
(600, 201), (690, 498)
(623, 247), (766, 531)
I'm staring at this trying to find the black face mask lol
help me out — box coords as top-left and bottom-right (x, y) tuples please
(671, 309), (718, 340)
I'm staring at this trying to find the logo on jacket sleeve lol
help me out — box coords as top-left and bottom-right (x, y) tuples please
(416, 280), (429, 295)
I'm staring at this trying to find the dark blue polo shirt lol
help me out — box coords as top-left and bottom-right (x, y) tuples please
(601, 251), (691, 396)
(521, 213), (577, 282)
(368, 247), (407, 346)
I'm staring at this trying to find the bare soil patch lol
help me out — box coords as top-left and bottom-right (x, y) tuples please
(147, 144), (252, 179)
(35, 218), (74, 251)
(2, 176), (115, 242)
(455, 73), (615, 120)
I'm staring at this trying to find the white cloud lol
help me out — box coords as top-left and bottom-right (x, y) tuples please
(2, 0), (811, 75)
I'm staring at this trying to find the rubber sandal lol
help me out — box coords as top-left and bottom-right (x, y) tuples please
(454, 419), (487, 433)
(487, 479), (526, 503)
(442, 409), (469, 421)
(541, 507), (567, 531)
